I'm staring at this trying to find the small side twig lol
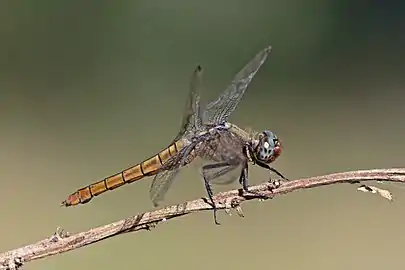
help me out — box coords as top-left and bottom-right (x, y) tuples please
(1, 167), (405, 269)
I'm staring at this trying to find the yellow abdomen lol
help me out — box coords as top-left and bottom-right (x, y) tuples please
(62, 140), (185, 207)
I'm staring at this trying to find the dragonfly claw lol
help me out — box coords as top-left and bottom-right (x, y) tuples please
(268, 178), (282, 189)
(213, 211), (221, 225)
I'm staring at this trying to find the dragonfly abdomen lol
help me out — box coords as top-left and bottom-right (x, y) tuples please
(61, 140), (185, 207)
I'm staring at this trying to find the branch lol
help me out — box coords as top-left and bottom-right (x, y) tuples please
(1, 167), (405, 269)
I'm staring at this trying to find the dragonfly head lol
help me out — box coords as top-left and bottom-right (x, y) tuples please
(254, 130), (282, 164)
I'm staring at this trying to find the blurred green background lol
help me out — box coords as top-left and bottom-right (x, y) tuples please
(1, 1), (405, 269)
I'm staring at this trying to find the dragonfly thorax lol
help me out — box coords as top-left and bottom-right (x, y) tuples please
(253, 130), (282, 164)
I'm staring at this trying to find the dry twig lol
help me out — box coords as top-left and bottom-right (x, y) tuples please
(1, 167), (405, 270)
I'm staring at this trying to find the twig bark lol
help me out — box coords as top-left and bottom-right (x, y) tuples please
(1, 167), (405, 269)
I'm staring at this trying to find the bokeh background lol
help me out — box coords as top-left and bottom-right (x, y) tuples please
(1, 1), (405, 269)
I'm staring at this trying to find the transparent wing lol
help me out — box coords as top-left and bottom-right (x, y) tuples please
(149, 142), (197, 206)
(202, 45), (272, 125)
(204, 164), (241, 185)
(171, 65), (204, 143)
(154, 66), (204, 205)
(149, 168), (180, 207)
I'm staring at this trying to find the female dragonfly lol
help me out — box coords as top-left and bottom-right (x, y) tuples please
(62, 45), (287, 224)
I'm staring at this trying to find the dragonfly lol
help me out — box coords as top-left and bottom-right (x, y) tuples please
(62, 45), (288, 224)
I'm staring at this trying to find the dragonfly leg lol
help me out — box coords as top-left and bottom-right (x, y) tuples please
(255, 160), (289, 181)
(202, 162), (230, 225)
(238, 162), (269, 199)
(239, 161), (249, 190)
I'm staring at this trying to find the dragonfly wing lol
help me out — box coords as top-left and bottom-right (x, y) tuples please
(204, 164), (241, 185)
(150, 142), (197, 206)
(171, 65), (204, 143)
(150, 167), (181, 207)
(190, 65), (204, 129)
(202, 45), (272, 125)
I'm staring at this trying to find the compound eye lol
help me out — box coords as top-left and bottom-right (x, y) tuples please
(257, 140), (272, 161)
